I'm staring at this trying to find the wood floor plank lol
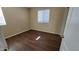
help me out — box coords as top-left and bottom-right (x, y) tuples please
(6, 30), (62, 51)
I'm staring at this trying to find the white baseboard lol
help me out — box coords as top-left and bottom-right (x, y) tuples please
(5, 29), (64, 39)
(31, 29), (64, 37)
(5, 29), (30, 39)
(31, 29), (57, 34)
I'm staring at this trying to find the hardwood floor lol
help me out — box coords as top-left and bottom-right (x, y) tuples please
(6, 30), (62, 51)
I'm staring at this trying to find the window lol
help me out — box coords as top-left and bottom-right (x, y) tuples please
(37, 9), (50, 23)
(0, 8), (6, 25)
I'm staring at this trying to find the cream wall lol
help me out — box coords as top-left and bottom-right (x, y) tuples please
(60, 8), (69, 35)
(30, 7), (69, 35)
(1, 7), (68, 38)
(1, 7), (30, 38)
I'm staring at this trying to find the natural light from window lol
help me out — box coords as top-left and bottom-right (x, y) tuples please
(0, 7), (6, 26)
(37, 9), (50, 23)
(36, 36), (41, 40)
